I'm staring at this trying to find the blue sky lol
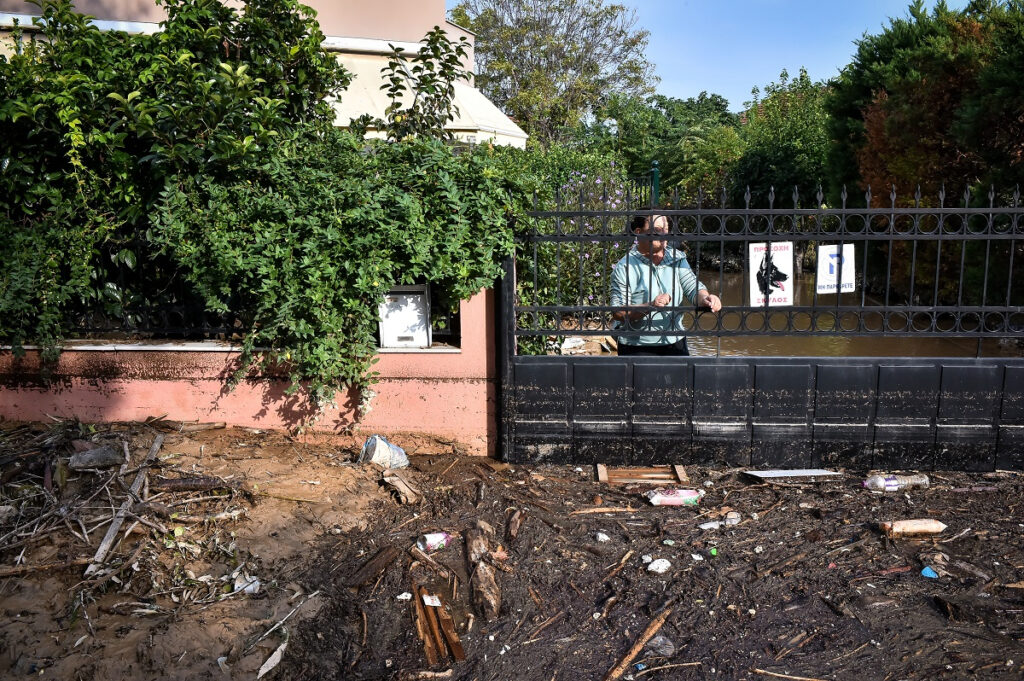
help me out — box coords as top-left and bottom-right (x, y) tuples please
(447, 0), (970, 111)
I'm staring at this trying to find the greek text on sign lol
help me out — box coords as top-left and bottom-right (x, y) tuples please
(816, 244), (856, 294)
(748, 242), (794, 307)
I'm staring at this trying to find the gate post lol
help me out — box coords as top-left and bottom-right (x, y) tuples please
(498, 255), (516, 461)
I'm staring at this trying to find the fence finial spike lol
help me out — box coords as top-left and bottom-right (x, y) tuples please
(696, 185), (704, 209)
(914, 184), (921, 207)
(841, 184), (848, 208)
(890, 183), (897, 206)
(793, 185), (800, 208)
(768, 185), (775, 208)
(963, 185), (971, 207)
(989, 184), (996, 207)
(865, 185), (872, 208)
(939, 182), (946, 207)
(744, 185), (751, 209)
(1015, 185), (1020, 207)
(720, 185), (728, 207)
(816, 185), (824, 207)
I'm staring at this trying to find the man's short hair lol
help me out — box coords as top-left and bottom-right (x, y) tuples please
(630, 214), (649, 232)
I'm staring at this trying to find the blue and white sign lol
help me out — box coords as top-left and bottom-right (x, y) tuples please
(816, 244), (856, 294)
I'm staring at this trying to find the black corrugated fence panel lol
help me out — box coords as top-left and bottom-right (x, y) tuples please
(505, 356), (1024, 470)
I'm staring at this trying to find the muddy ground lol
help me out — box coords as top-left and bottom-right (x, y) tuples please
(2, 421), (1024, 681)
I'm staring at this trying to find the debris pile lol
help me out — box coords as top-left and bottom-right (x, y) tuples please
(0, 418), (258, 606)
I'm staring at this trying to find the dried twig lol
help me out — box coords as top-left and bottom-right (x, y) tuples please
(603, 607), (673, 681)
(84, 434), (164, 577)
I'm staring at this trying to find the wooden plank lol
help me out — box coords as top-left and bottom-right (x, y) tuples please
(434, 598), (466, 661)
(418, 586), (450, 661)
(349, 546), (400, 587)
(599, 465), (689, 485)
(412, 583), (439, 665)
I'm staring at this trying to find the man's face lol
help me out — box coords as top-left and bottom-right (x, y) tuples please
(636, 215), (669, 254)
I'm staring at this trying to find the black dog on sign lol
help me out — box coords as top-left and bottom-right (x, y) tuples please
(756, 250), (788, 298)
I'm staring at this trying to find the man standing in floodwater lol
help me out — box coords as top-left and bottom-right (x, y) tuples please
(610, 214), (722, 356)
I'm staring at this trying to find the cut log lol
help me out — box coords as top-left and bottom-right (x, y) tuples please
(348, 546), (400, 587)
(464, 527), (501, 621)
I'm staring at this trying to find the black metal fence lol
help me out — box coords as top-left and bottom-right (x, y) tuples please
(514, 184), (1024, 350)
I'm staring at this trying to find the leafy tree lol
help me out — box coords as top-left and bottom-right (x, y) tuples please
(731, 68), (831, 206)
(572, 92), (740, 196)
(450, 0), (655, 146)
(0, 1), (528, 417)
(826, 0), (1024, 196)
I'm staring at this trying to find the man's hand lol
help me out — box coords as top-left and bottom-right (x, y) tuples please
(650, 293), (672, 308)
(696, 290), (722, 313)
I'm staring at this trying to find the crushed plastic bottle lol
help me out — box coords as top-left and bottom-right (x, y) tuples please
(862, 473), (929, 492)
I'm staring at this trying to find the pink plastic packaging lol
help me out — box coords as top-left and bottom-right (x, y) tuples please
(644, 488), (705, 506)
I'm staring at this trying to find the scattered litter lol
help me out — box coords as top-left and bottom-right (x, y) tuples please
(691, 553), (704, 562)
(879, 519), (947, 538)
(921, 566), (939, 579)
(754, 545), (764, 554)
(358, 435), (409, 469)
(645, 488), (704, 506)
(217, 656), (230, 673)
(744, 469), (841, 482)
(662, 539), (676, 546)
(699, 521), (723, 530)
(642, 554), (653, 563)
(560, 337), (586, 354)
(647, 559), (672, 574)
(863, 474), (930, 492)
(725, 511), (741, 525)
(397, 592), (413, 601)
(595, 532), (611, 543)
(383, 469), (421, 504)
(644, 634), (676, 657)
(417, 532), (452, 552)
(256, 638), (288, 679)
(422, 594), (442, 607)
(233, 572), (260, 595)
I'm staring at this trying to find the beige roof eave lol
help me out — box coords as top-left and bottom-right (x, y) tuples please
(330, 53), (527, 148)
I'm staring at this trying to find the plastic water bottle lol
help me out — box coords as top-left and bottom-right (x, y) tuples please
(862, 474), (929, 492)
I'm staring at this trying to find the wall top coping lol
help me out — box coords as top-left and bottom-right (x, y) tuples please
(3, 341), (462, 354)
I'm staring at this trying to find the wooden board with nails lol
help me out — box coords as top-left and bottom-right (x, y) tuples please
(595, 464), (689, 485)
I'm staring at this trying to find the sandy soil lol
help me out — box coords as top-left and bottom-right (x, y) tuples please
(3, 421), (1024, 681)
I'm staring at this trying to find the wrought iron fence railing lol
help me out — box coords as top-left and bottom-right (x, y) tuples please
(514, 184), (1024, 347)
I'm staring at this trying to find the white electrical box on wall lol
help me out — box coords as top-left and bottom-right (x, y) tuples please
(378, 285), (431, 348)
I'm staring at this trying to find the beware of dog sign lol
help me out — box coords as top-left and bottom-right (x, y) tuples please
(749, 242), (794, 306)
(816, 244), (856, 294)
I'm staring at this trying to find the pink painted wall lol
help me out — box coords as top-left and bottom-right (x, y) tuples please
(0, 290), (498, 456)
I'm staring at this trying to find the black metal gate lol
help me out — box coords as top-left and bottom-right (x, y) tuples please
(499, 184), (1024, 470)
